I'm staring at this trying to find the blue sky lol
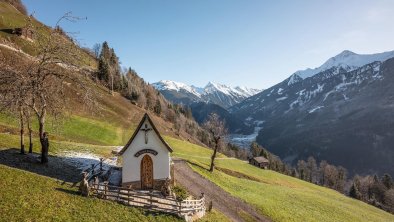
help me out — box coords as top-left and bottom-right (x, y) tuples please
(23, 0), (394, 89)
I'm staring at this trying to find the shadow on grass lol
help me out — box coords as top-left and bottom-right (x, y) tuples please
(0, 28), (15, 35)
(0, 148), (108, 183)
(141, 210), (182, 219)
(186, 160), (210, 171)
(55, 187), (80, 196)
(216, 166), (263, 182)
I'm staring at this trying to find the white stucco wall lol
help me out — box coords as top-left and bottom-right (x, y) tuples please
(122, 119), (171, 183)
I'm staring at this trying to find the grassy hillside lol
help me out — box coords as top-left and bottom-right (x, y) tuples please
(2, 129), (392, 221)
(0, 134), (228, 221)
(0, 1), (96, 67)
(168, 138), (394, 222)
(0, 164), (181, 222)
(0, 44), (203, 147)
(0, 2), (205, 147)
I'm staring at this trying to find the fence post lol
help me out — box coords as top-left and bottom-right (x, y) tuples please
(201, 192), (205, 211)
(82, 182), (207, 217)
(95, 177), (99, 190)
(104, 181), (108, 200)
(178, 200), (182, 215)
(149, 190), (153, 208)
(117, 187), (120, 202)
(128, 189), (130, 205)
(100, 158), (104, 172)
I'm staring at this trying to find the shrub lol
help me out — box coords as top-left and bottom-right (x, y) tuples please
(172, 185), (189, 201)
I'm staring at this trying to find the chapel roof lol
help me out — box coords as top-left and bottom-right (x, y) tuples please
(118, 113), (173, 155)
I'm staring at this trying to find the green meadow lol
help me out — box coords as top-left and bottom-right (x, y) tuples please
(166, 136), (394, 222)
(0, 164), (181, 222)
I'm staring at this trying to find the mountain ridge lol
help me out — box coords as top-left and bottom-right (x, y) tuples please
(153, 80), (261, 108)
(288, 50), (394, 85)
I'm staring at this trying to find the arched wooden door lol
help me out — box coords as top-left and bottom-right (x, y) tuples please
(140, 155), (153, 189)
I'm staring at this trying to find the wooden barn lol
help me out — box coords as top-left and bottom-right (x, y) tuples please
(118, 113), (173, 190)
(249, 156), (269, 169)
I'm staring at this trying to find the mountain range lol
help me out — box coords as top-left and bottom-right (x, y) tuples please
(152, 81), (261, 134)
(153, 50), (394, 176)
(231, 50), (394, 176)
(152, 80), (261, 109)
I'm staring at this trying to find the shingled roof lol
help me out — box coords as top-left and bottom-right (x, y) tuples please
(253, 156), (269, 163)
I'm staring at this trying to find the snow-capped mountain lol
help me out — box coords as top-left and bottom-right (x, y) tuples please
(152, 80), (261, 108)
(288, 50), (394, 85)
(231, 50), (394, 176)
(153, 80), (200, 97)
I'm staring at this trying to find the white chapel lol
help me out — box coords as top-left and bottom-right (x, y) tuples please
(118, 113), (173, 189)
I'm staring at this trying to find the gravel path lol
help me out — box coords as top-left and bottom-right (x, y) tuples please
(173, 159), (271, 222)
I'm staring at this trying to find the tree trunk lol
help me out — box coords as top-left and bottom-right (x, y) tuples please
(39, 115), (48, 164)
(28, 120), (33, 153)
(209, 138), (219, 172)
(19, 108), (25, 154)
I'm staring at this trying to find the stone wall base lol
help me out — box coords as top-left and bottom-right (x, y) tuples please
(122, 179), (166, 190)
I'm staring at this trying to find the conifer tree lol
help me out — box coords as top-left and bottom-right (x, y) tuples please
(250, 141), (262, 157)
(154, 99), (161, 115)
(260, 147), (269, 159)
(349, 182), (362, 200)
(382, 174), (393, 189)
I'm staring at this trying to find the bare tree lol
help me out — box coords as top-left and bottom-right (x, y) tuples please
(24, 109), (33, 153)
(203, 113), (227, 172)
(307, 156), (317, 183)
(384, 189), (394, 213)
(20, 13), (94, 163)
(0, 54), (30, 154)
(297, 160), (308, 181)
(319, 160), (328, 185)
(335, 166), (347, 193)
(92, 43), (101, 59)
(19, 104), (25, 154)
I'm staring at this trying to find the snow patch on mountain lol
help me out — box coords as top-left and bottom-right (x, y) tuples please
(276, 96), (288, 102)
(309, 106), (324, 113)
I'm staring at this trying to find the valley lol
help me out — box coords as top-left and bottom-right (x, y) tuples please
(156, 49), (394, 177)
(227, 121), (263, 148)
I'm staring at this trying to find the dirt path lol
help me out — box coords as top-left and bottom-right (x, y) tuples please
(173, 159), (271, 222)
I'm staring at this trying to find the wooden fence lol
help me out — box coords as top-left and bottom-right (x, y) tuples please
(89, 183), (205, 219)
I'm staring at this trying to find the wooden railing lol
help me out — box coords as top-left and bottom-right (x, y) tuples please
(89, 183), (205, 218)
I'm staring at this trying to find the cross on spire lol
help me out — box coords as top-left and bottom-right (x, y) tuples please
(140, 123), (152, 144)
